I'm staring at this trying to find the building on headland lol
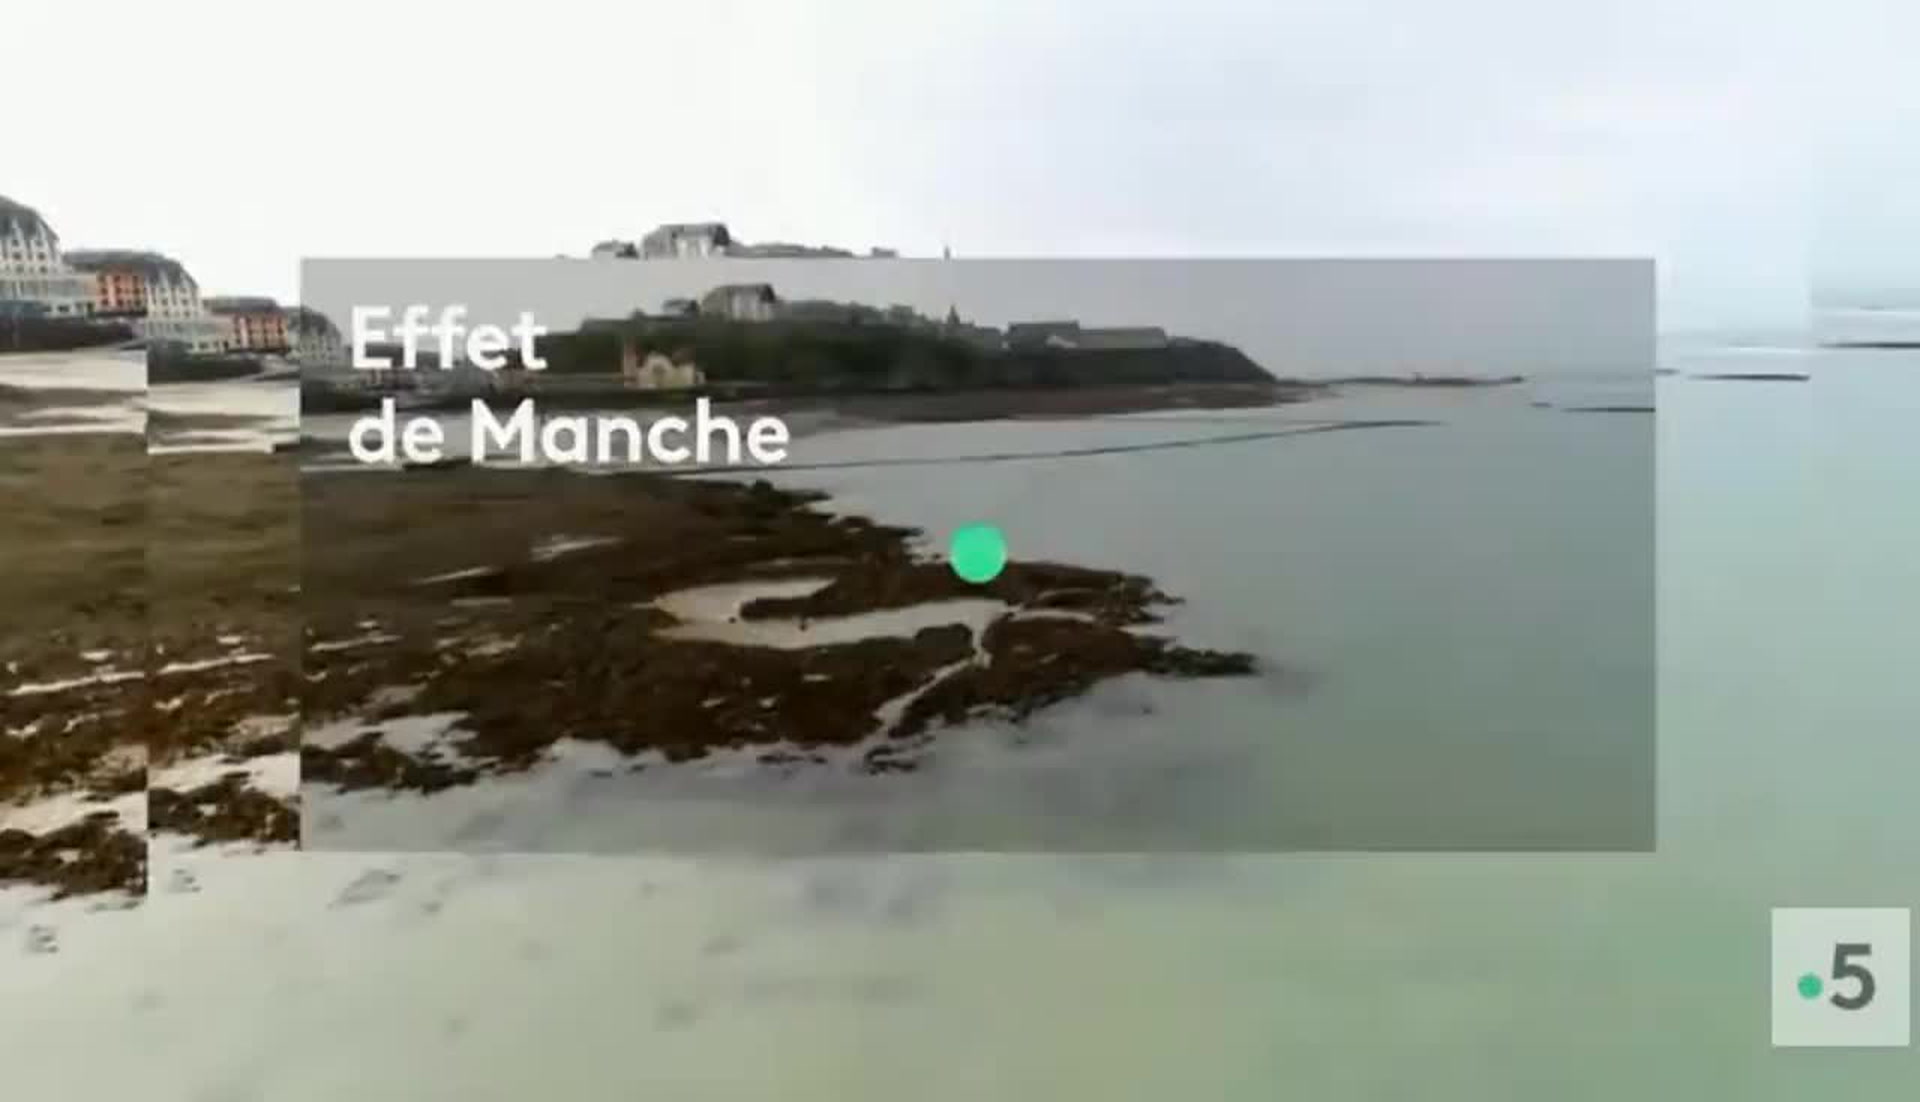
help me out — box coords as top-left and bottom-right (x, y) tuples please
(1004, 322), (1169, 351)
(1006, 321), (1084, 349)
(0, 195), (98, 318)
(622, 347), (705, 390)
(713, 295), (1001, 347)
(204, 296), (290, 352)
(590, 239), (639, 260)
(726, 241), (854, 258)
(64, 250), (230, 353)
(658, 297), (698, 318)
(595, 221), (899, 261)
(641, 222), (733, 258)
(1076, 326), (1168, 350)
(700, 282), (779, 321)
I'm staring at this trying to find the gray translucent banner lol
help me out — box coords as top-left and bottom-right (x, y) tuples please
(295, 258), (1655, 854)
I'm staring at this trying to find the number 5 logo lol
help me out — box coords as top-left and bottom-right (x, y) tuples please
(1827, 943), (1875, 1011)
(1772, 908), (1910, 1048)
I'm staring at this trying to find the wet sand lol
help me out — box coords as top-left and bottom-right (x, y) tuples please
(3, 427), (1256, 898)
(1, 435), (150, 899)
(2, 437), (302, 900)
(298, 467), (1256, 790)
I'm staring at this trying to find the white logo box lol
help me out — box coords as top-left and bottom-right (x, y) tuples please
(1771, 907), (1911, 1048)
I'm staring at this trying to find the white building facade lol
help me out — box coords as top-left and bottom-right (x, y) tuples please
(139, 266), (229, 353)
(641, 222), (733, 258)
(623, 349), (705, 390)
(699, 283), (779, 321)
(0, 195), (96, 318)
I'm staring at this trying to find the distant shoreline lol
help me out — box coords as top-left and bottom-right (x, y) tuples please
(1284, 374), (1525, 388)
(299, 372), (1535, 419)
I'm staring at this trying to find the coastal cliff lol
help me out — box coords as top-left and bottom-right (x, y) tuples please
(302, 319), (1282, 414)
(539, 319), (1275, 390)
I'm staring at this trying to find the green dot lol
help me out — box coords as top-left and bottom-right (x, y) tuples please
(948, 523), (1007, 584)
(1797, 973), (1824, 1001)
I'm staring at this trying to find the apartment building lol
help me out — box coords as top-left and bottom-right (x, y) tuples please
(66, 249), (229, 353)
(204, 296), (291, 352)
(0, 194), (97, 318)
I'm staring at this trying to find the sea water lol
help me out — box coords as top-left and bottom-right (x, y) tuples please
(306, 366), (1652, 854)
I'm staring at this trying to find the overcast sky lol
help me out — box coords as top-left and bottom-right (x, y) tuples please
(9, 0), (1914, 328)
(307, 258), (1652, 379)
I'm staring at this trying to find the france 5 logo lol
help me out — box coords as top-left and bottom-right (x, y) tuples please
(1771, 908), (1911, 1048)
